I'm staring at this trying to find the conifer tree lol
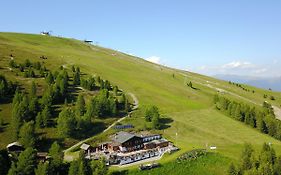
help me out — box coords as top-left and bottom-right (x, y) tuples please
(42, 105), (51, 127)
(68, 160), (79, 175)
(76, 94), (86, 116)
(19, 121), (36, 148)
(73, 68), (81, 85)
(30, 81), (37, 97)
(35, 162), (49, 175)
(36, 112), (43, 128)
(46, 72), (54, 85)
(228, 163), (237, 175)
(16, 147), (37, 175)
(48, 141), (63, 173)
(57, 107), (76, 137)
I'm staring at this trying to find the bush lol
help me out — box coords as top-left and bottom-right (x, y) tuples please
(177, 149), (207, 162)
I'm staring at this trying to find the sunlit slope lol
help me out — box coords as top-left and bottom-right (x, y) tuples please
(1, 32), (281, 159)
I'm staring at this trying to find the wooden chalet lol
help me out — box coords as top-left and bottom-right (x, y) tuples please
(143, 139), (169, 150)
(6, 142), (24, 153)
(109, 131), (143, 152)
(37, 152), (50, 162)
(80, 143), (94, 156)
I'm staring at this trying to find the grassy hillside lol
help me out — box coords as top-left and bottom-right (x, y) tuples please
(1, 32), (281, 174)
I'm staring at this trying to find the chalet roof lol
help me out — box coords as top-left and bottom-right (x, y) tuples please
(80, 143), (91, 150)
(6, 142), (23, 149)
(113, 131), (137, 144)
(37, 152), (49, 158)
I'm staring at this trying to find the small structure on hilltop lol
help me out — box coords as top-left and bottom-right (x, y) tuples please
(84, 40), (93, 44)
(6, 142), (24, 153)
(40, 31), (51, 36)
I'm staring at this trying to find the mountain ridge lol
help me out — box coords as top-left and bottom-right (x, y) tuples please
(215, 74), (281, 92)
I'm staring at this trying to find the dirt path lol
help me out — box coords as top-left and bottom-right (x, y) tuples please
(273, 106), (281, 120)
(64, 92), (139, 161)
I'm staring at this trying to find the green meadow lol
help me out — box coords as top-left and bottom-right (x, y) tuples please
(0, 32), (281, 174)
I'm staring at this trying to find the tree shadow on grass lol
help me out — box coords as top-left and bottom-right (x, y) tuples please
(71, 121), (106, 140)
(0, 122), (9, 133)
(36, 133), (65, 152)
(110, 170), (129, 175)
(160, 117), (174, 130)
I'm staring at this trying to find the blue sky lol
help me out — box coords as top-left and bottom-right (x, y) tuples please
(1, 0), (280, 77)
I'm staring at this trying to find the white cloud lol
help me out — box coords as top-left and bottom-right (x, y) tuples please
(194, 60), (276, 77)
(253, 68), (268, 74)
(221, 61), (255, 69)
(146, 56), (161, 64)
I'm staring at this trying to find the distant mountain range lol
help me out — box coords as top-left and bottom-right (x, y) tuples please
(214, 74), (281, 92)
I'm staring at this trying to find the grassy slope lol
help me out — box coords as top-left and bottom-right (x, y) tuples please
(120, 153), (231, 175)
(0, 32), (281, 173)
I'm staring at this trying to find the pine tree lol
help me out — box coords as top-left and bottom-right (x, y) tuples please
(35, 162), (49, 175)
(36, 112), (43, 128)
(29, 97), (39, 119)
(76, 94), (86, 116)
(91, 157), (107, 175)
(42, 105), (51, 127)
(73, 69), (81, 85)
(113, 86), (118, 96)
(86, 98), (95, 119)
(7, 162), (17, 175)
(267, 119), (277, 137)
(241, 143), (254, 171)
(9, 59), (17, 68)
(49, 141), (63, 172)
(46, 72), (54, 85)
(68, 160), (79, 175)
(152, 113), (161, 130)
(24, 59), (32, 67)
(16, 147), (37, 175)
(71, 65), (76, 72)
(145, 105), (159, 122)
(260, 119), (268, 134)
(30, 81), (37, 97)
(19, 121), (36, 148)
(41, 87), (53, 107)
(109, 97), (117, 116)
(57, 107), (76, 137)
(189, 81), (193, 88)
(260, 143), (276, 165)
(234, 105), (242, 121)
(273, 156), (281, 175)
(11, 103), (22, 140)
(228, 163), (237, 175)
(78, 161), (86, 175)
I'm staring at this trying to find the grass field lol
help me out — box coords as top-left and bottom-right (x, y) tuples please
(0, 32), (281, 174)
(111, 153), (231, 175)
